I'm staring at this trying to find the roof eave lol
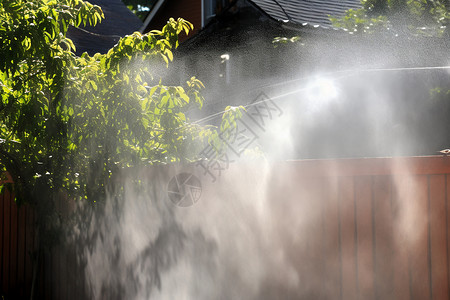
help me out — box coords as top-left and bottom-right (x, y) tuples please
(139, 0), (167, 33)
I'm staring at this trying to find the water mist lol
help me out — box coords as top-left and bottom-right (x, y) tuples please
(68, 24), (450, 300)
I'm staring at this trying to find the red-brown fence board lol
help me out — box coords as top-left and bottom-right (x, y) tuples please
(17, 206), (26, 299)
(311, 177), (327, 297)
(3, 156), (450, 299)
(447, 175), (450, 299)
(409, 175), (430, 300)
(0, 179), (35, 299)
(429, 174), (448, 299)
(373, 175), (394, 299)
(321, 176), (340, 298)
(0, 186), (3, 293)
(2, 189), (11, 294)
(9, 194), (18, 296)
(355, 176), (374, 300)
(339, 176), (357, 300)
(24, 206), (34, 299)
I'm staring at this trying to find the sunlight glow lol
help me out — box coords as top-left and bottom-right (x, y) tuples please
(306, 77), (338, 101)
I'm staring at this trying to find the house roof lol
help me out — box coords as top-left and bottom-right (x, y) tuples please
(141, 0), (362, 34)
(67, 0), (142, 55)
(179, 0), (350, 52)
(250, 0), (362, 28)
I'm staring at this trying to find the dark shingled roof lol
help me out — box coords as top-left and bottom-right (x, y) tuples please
(67, 0), (142, 56)
(250, 0), (362, 28)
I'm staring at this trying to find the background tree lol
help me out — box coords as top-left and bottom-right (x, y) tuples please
(330, 0), (449, 36)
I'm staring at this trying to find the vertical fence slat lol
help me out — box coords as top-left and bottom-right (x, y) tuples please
(339, 176), (357, 300)
(25, 207), (34, 299)
(305, 178), (327, 298)
(355, 176), (375, 300)
(59, 197), (68, 300)
(430, 174), (448, 300)
(9, 193), (18, 296)
(409, 175), (431, 300)
(429, 174), (449, 300)
(38, 250), (45, 299)
(308, 178), (327, 297)
(391, 175), (411, 300)
(61, 197), (69, 300)
(447, 175), (450, 300)
(44, 249), (52, 300)
(61, 246), (68, 300)
(373, 175), (394, 299)
(2, 189), (11, 294)
(17, 205), (27, 299)
(52, 230), (60, 300)
(0, 189), (4, 289)
(322, 176), (341, 298)
(66, 245), (76, 300)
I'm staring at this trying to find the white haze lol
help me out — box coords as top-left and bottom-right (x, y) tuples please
(68, 30), (450, 299)
(80, 164), (309, 299)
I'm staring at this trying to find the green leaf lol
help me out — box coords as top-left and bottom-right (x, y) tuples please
(161, 54), (169, 65)
(161, 94), (169, 107)
(90, 81), (97, 91)
(166, 49), (173, 61)
(149, 85), (158, 96)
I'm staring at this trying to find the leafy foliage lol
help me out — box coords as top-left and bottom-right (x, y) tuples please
(272, 36), (302, 47)
(0, 3), (247, 297)
(330, 8), (389, 34)
(0, 0), (105, 205)
(0, 0), (239, 210)
(330, 0), (449, 36)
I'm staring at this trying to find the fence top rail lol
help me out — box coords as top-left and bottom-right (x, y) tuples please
(274, 155), (450, 177)
(3, 156), (450, 186)
(120, 155), (450, 180)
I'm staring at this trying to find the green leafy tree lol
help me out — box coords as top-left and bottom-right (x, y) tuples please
(330, 0), (449, 36)
(0, 0), (242, 282)
(1, 0), (206, 204)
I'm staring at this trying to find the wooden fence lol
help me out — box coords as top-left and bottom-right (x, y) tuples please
(2, 156), (450, 299)
(0, 184), (35, 299)
(1, 179), (85, 300)
(261, 156), (450, 299)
